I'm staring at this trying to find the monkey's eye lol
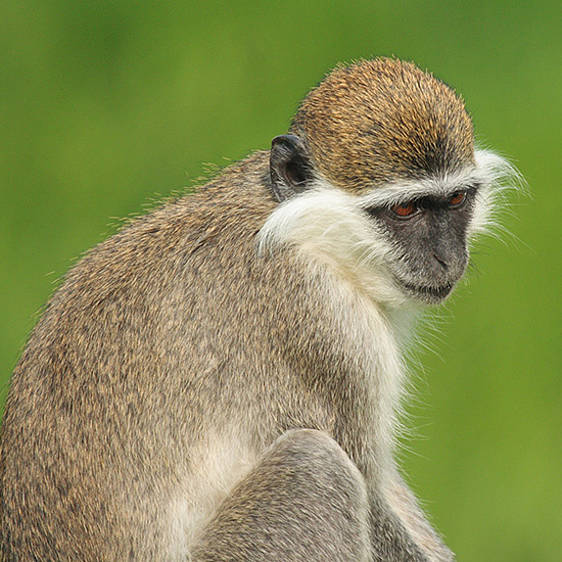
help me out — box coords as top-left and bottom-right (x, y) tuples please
(391, 202), (418, 218)
(448, 191), (467, 208)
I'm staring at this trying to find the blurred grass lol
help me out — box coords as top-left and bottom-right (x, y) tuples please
(1, 1), (560, 560)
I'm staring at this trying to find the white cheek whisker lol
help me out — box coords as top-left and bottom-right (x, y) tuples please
(467, 148), (524, 245)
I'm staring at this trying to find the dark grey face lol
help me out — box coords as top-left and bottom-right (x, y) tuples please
(367, 187), (478, 304)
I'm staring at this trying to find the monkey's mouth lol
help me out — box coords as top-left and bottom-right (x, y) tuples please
(400, 280), (455, 302)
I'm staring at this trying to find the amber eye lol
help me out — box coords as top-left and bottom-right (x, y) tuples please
(391, 202), (417, 218)
(448, 191), (466, 207)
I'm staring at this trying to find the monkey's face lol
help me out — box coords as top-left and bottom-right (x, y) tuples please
(362, 183), (477, 305)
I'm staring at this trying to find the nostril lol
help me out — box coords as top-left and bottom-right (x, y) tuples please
(433, 253), (449, 270)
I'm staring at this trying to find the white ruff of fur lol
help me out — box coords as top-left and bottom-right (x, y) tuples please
(258, 187), (408, 307)
(256, 147), (516, 467)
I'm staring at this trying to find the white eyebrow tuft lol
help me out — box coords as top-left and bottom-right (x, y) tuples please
(352, 148), (516, 208)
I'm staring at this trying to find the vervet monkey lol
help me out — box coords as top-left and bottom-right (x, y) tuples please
(0, 58), (515, 561)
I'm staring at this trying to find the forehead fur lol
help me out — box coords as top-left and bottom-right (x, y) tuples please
(290, 58), (474, 192)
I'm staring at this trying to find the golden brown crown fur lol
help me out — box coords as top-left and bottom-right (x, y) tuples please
(290, 58), (474, 191)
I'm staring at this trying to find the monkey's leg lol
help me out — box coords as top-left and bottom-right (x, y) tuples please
(190, 429), (371, 562)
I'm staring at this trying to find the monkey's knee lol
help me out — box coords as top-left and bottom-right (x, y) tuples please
(265, 429), (368, 505)
(191, 429), (370, 561)
(268, 428), (367, 495)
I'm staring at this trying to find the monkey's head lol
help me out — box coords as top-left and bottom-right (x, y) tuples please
(264, 58), (513, 306)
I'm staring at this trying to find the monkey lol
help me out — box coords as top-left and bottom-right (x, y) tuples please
(0, 58), (515, 561)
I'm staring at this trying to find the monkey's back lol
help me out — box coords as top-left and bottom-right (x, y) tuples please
(0, 151), (327, 560)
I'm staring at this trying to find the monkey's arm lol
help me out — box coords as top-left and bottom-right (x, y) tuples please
(381, 469), (454, 562)
(363, 466), (454, 561)
(368, 492), (431, 561)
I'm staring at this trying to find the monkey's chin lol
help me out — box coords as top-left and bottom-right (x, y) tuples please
(400, 280), (455, 305)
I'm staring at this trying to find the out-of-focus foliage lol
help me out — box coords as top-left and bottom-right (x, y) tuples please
(1, 1), (560, 560)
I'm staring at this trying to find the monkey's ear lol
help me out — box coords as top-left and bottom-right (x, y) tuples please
(269, 135), (314, 202)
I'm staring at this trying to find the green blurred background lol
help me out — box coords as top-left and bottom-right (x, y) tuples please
(1, 1), (560, 560)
